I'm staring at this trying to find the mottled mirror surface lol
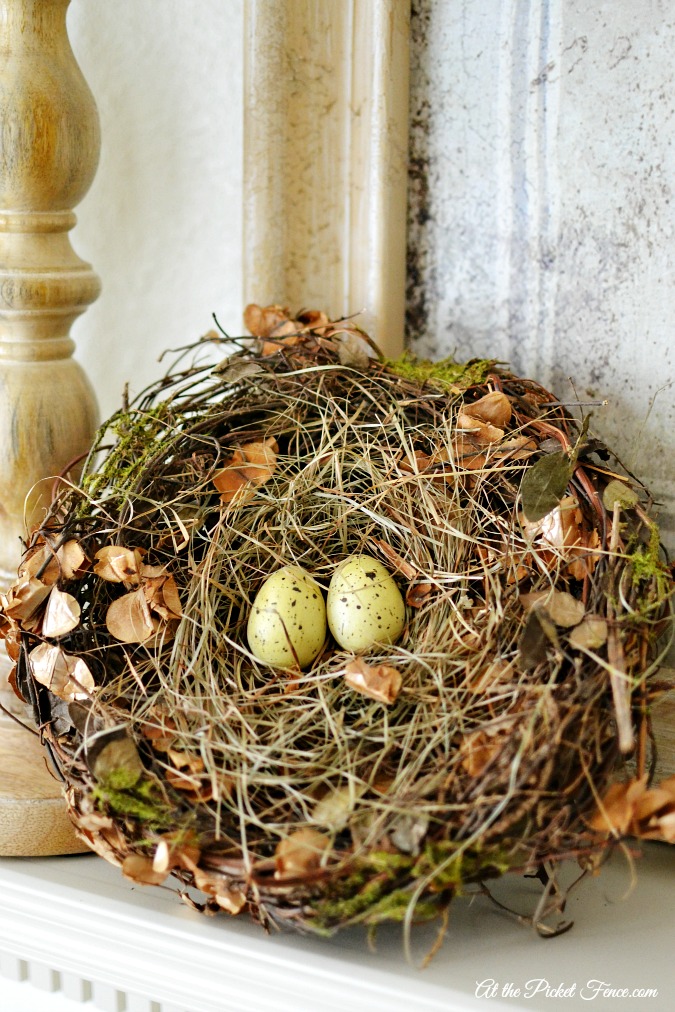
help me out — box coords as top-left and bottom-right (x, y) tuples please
(406, 0), (674, 549)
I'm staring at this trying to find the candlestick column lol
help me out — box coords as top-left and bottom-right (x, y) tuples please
(0, 0), (99, 854)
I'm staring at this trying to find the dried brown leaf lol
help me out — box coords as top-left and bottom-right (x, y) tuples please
(213, 438), (278, 506)
(274, 828), (330, 880)
(243, 303), (290, 338)
(144, 574), (183, 621)
(456, 412), (504, 444)
(29, 642), (95, 701)
(42, 587), (81, 638)
(214, 889), (248, 915)
(372, 539), (419, 580)
(460, 729), (501, 777)
(406, 582), (433, 608)
(106, 588), (155, 643)
(20, 539), (87, 585)
(2, 578), (51, 623)
(467, 658), (515, 694)
(122, 855), (168, 886)
(546, 590), (585, 628)
(569, 615), (608, 650)
(94, 546), (143, 586)
(463, 390), (512, 427)
(344, 659), (402, 705)
(92, 736), (145, 788)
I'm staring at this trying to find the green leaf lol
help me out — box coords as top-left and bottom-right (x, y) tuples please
(602, 478), (639, 512)
(521, 451), (573, 522)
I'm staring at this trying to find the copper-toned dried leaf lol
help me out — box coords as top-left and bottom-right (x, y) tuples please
(94, 546), (143, 586)
(406, 581), (433, 608)
(467, 658), (515, 694)
(569, 615), (608, 650)
(297, 308), (330, 331)
(42, 587), (81, 638)
(215, 889), (247, 915)
(213, 438), (278, 506)
(274, 827), (330, 880)
(144, 574), (183, 621)
(57, 540), (87, 580)
(6, 664), (24, 702)
(29, 642), (95, 701)
(398, 448), (433, 474)
(456, 412), (504, 445)
(2, 578), (51, 623)
(20, 539), (87, 585)
(451, 435), (487, 470)
(460, 729), (500, 777)
(521, 589), (583, 628)
(344, 659), (402, 705)
(122, 855), (168, 886)
(243, 303), (290, 338)
(372, 539), (419, 580)
(463, 390), (512, 427)
(168, 748), (204, 775)
(546, 590), (585, 628)
(158, 574), (182, 618)
(106, 589), (155, 643)
(521, 451), (573, 522)
(496, 435), (537, 461)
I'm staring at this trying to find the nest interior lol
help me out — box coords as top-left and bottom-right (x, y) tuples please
(1, 306), (672, 940)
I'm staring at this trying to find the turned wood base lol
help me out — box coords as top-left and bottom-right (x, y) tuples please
(0, 724), (89, 857)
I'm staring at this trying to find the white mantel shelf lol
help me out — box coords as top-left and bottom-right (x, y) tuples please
(0, 845), (673, 1012)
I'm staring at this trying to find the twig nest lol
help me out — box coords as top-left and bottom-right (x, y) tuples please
(1, 305), (672, 941)
(327, 555), (406, 651)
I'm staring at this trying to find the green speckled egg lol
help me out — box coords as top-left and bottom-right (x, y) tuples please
(247, 565), (326, 669)
(327, 555), (405, 652)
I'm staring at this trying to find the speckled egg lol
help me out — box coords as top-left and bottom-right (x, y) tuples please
(327, 555), (405, 652)
(247, 565), (326, 669)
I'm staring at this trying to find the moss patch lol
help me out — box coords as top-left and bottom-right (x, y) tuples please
(384, 351), (499, 391)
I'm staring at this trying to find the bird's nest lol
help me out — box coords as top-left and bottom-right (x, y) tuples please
(1, 305), (673, 944)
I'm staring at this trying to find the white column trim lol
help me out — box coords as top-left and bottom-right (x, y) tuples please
(243, 0), (410, 355)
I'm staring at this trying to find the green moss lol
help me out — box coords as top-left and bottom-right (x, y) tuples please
(100, 766), (143, 792)
(384, 351), (498, 391)
(310, 843), (512, 929)
(79, 404), (176, 507)
(92, 776), (171, 826)
(413, 843), (511, 893)
(627, 522), (672, 615)
(629, 523), (666, 584)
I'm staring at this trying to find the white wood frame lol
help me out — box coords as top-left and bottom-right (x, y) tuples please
(243, 0), (410, 355)
(0, 846), (673, 1012)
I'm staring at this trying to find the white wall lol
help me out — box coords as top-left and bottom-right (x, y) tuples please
(407, 0), (675, 548)
(67, 0), (244, 420)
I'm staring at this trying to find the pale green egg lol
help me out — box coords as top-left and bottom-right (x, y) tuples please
(247, 565), (326, 668)
(327, 555), (405, 652)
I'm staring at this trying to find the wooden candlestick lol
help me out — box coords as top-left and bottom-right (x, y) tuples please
(0, 0), (99, 854)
